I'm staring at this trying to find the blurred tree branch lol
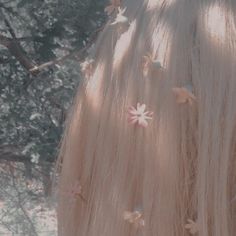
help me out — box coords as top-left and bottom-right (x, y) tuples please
(0, 15), (39, 75)
(29, 24), (105, 73)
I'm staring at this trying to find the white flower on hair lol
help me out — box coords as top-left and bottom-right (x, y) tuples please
(104, 0), (121, 15)
(142, 53), (163, 77)
(123, 210), (145, 228)
(172, 84), (196, 105)
(185, 219), (198, 234)
(128, 103), (153, 127)
(110, 7), (129, 26)
(80, 58), (94, 79)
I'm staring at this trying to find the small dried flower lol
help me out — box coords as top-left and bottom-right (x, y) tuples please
(123, 210), (145, 228)
(62, 180), (86, 203)
(142, 53), (163, 77)
(185, 219), (198, 234)
(80, 58), (94, 79)
(110, 7), (129, 26)
(70, 181), (82, 197)
(128, 103), (153, 127)
(104, 0), (121, 15)
(172, 84), (196, 105)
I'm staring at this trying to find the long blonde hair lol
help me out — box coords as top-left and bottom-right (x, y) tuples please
(57, 0), (236, 235)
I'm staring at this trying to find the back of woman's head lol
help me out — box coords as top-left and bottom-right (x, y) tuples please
(57, 0), (236, 235)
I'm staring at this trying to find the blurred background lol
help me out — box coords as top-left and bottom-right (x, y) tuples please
(0, 0), (107, 235)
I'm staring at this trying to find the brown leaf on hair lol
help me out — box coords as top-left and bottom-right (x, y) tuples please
(172, 84), (196, 105)
(62, 180), (86, 203)
(104, 0), (121, 15)
(142, 53), (163, 77)
(185, 219), (198, 234)
(123, 210), (145, 228)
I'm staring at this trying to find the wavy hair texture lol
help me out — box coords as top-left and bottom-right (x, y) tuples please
(57, 0), (236, 235)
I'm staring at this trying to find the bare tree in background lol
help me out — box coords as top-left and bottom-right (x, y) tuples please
(0, 0), (107, 234)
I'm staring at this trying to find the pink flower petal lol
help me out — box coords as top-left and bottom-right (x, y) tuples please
(138, 118), (148, 127)
(137, 103), (146, 113)
(128, 107), (139, 115)
(128, 117), (138, 124)
(127, 103), (153, 127)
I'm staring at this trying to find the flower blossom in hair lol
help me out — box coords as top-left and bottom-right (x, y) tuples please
(80, 58), (94, 79)
(110, 7), (129, 26)
(142, 53), (163, 77)
(105, 0), (121, 15)
(123, 210), (145, 228)
(62, 180), (86, 203)
(185, 219), (198, 234)
(128, 103), (153, 127)
(172, 84), (196, 105)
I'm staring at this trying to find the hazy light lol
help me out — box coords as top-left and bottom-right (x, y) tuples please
(86, 62), (105, 110)
(146, 0), (176, 11)
(204, 4), (226, 43)
(113, 20), (137, 70)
